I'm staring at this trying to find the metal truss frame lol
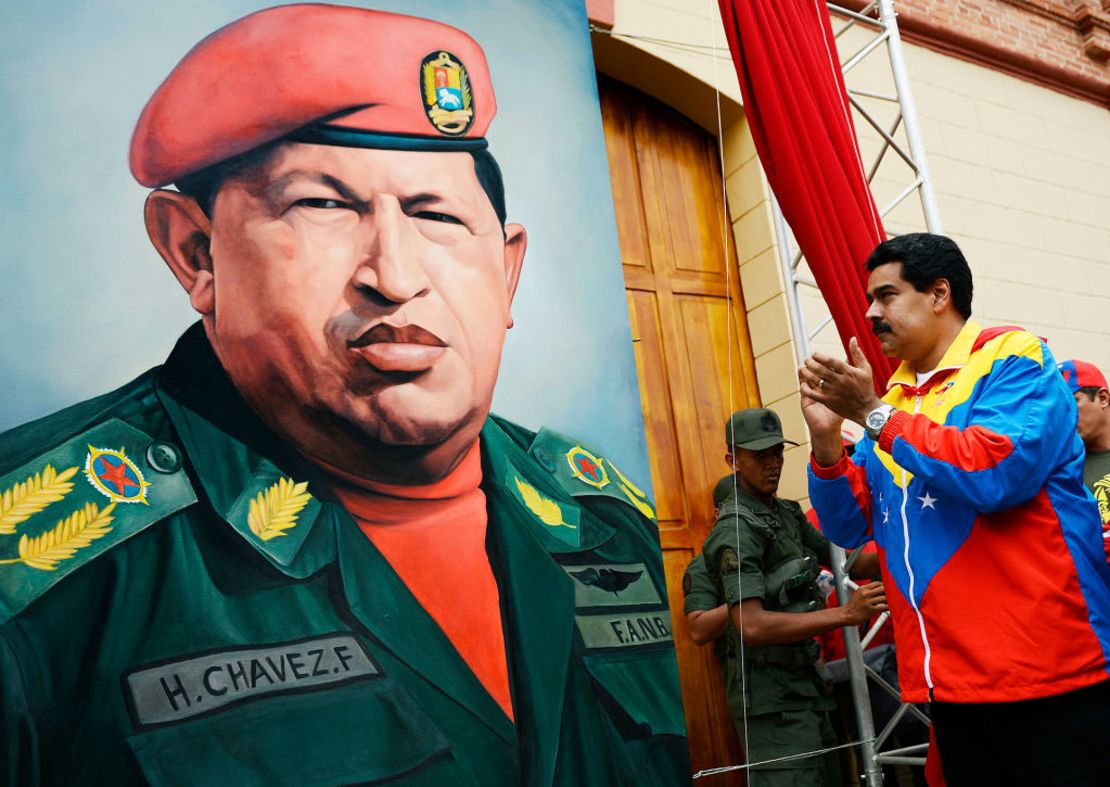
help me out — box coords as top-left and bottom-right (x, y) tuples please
(773, 1), (943, 784)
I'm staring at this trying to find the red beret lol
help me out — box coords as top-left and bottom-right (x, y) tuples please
(1060, 360), (1109, 393)
(130, 4), (496, 187)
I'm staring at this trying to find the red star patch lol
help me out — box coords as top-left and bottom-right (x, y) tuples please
(576, 455), (600, 479)
(98, 458), (138, 495)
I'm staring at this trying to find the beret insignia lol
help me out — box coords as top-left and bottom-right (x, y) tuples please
(760, 413), (778, 433)
(420, 50), (475, 136)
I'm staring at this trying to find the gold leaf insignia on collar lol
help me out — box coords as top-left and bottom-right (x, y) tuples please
(514, 477), (576, 529)
(0, 502), (117, 571)
(248, 478), (311, 542)
(0, 464), (79, 535)
(608, 462), (646, 500)
(617, 481), (655, 520)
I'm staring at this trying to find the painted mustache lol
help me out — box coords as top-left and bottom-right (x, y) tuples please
(349, 323), (446, 348)
(872, 321), (893, 336)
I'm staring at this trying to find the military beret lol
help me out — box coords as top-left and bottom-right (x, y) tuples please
(130, 4), (496, 188)
(1060, 359), (1108, 393)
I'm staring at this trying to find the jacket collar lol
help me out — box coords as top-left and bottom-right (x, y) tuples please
(736, 487), (776, 512)
(482, 421), (616, 554)
(886, 320), (980, 395)
(154, 323), (336, 578)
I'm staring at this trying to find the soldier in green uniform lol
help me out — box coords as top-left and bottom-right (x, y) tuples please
(682, 551), (746, 761)
(682, 479), (735, 684)
(703, 409), (885, 787)
(0, 6), (689, 785)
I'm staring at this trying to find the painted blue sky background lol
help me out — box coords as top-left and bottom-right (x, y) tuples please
(0, 0), (653, 490)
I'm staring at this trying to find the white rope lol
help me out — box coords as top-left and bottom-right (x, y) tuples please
(696, 3), (876, 780)
(693, 737), (875, 779)
(704, 0), (751, 766)
(588, 24), (732, 56)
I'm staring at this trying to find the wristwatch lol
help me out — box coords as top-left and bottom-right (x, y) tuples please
(864, 404), (896, 441)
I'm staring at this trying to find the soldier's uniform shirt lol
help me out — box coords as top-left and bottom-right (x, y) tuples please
(682, 552), (752, 764)
(702, 489), (840, 787)
(1083, 448), (1110, 563)
(1084, 449), (1110, 527)
(0, 324), (690, 786)
(681, 555), (721, 627)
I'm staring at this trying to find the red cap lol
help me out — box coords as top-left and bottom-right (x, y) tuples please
(130, 4), (496, 187)
(1060, 360), (1109, 393)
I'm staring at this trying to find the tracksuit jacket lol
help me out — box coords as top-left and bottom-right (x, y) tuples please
(809, 320), (1110, 703)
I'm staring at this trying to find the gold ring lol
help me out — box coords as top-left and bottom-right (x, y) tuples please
(819, 378), (826, 389)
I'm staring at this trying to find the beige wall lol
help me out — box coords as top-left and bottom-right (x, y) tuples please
(900, 45), (1110, 373)
(595, 2), (1110, 506)
(832, 24), (1110, 375)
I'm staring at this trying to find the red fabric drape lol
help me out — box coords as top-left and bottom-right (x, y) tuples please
(718, 0), (897, 384)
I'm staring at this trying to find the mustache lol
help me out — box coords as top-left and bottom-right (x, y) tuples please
(349, 323), (446, 348)
(872, 321), (892, 335)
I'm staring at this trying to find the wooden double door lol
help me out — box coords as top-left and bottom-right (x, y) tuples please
(599, 75), (760, 781)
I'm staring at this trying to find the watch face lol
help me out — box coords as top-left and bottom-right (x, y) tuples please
(866, 411), (886, 430)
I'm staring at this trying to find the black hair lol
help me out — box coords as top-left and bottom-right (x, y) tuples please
(175, 143), (507, 228)
(1077, 386), (1102, 401)
(175, 142), (281, 216)
(470, 149), (506, 228)
(865, 233), (973, 319)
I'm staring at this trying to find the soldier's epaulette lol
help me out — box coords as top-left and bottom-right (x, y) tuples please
(0, 418), (196, 624)
(526, 428), (656, 521)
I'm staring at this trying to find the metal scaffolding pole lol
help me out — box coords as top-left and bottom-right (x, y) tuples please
(774, 2), (944, 784)
(878, 0), (944, 235)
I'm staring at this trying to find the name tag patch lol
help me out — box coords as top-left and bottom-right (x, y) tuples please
(576, 611), (674, 650)
(562, 562), (661, 607)
(125, 634), (378, 727)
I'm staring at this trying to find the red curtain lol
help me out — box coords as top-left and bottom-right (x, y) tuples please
(718, 0), (896, 384)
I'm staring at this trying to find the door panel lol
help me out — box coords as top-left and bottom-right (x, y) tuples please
(625, 289), (687, 530)
(599, 75), (760, 781)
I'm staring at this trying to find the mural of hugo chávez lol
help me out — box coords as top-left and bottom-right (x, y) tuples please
(0, 5), (690, 785)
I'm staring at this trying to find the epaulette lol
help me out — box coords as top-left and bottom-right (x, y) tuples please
(0, 418), (196, 623)
(526, 428), (656, 521)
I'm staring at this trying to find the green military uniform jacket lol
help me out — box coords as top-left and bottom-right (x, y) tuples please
(701, 489), (834, 717)
(681, 554), (741, 719)
(681, 555), (720, 620)
(0, 324), (690, 786)
(681, 554), (727, 665)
